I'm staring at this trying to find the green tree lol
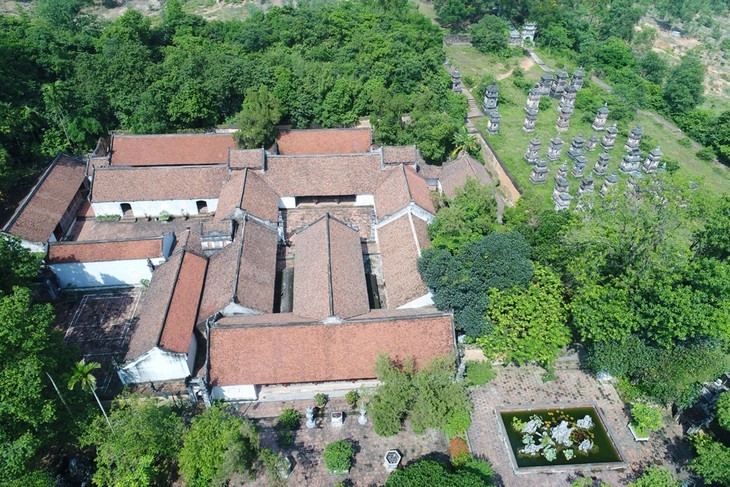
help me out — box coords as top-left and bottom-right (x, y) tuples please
(385, 458), (491, 486)
(629, 466), (679, 487)
(179, 404), (259, 486)
(370, 356), (415, 436)
(429, 177), (498, 251)
(0, 286), (67, 483)
(471, 15), (510, 55)
(638, 51), (669, 85)
(0, 235), (43, 294)
(409, 357), (472, 436)
(68, 359), (113, 434)
(540, 24), (572, 51)
(716, 391), (730, 432)
(451, 128), (480, 158)
(663, 54), (705, 115)
(81, 395), (185, 487)
(693, 195), (730, 260)
(234, 86), (282, 149)
(629, 403), (663, 437)
(690, 434), (730, 486)
(419, 232), (533, 337)
(479, 264), (570, 367)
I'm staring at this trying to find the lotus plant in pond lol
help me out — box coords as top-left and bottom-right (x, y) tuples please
(512, 410), (597, 462)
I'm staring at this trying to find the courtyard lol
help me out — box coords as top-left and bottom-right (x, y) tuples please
(234, 398), (448, 487)
(58, 290), (142, 396)
(468, 364), (692, 486)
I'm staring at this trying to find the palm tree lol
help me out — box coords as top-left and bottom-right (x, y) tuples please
(451, 128), (480, 158)
(69, 359), (114, 434)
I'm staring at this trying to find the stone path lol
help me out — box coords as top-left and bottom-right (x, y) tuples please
(468, 366), (692, 486)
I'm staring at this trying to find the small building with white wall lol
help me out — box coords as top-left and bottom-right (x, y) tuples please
(47, 236), (172, 288)
(117, 250), (207, 385)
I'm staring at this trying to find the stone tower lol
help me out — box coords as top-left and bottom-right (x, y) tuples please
(643, 147), (662, 173)
(567, 134), (585, 161)
(451, 68), (462, 93)
(524, 136), (542, 165)
(586, 133), (599, 152)
(592, 104), (609, 131)
(547, 134), (564, 162)
(555, 106), (573, 132)
(571, 68), (585, 91)
(523, 106), (539, 133)
(482, 84), (499, 112)
(601, 123), (618, 151)
(525, 87), (541, 111)
(530, 158), (549, 184)
(558, 84), (578, 111)
(593, 151), (610, 176)
(487, 111), (501, 135)
(620, 147), (642, 173)
(625, 126), (643, 151)
(550, 69), (569, 98)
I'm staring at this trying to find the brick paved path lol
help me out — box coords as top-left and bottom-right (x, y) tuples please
(468, 366), (692, 486)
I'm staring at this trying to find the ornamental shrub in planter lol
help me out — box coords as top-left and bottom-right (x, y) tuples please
(345, 390), (360, 408)
(323, 440), (355, 474)
(315, 393), (328, 408)
(629, 403), (663, 440)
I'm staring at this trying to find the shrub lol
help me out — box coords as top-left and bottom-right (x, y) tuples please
(276, 409), (299, 447)
(697, 146), (715, 161)
(629, 465), (679, 486)
(344, 390), (360, 408)
(158, 210), (171, 221)
(323, 440), (355, 473)
(717, 391), (730, 432)
(449, 437), (470, 465)
(179, 405), (259, 487)
(690, 434), (730, 486)
(442, 410), (471, 439)
(96, 214), (121, 221)
(385, 458), (491, 486)
(259, 448), (289, 487)
(630, 403), (663, 437)
(314, 393), (328, 408)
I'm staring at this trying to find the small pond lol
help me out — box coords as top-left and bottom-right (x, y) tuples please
(499, 406), (623, 468)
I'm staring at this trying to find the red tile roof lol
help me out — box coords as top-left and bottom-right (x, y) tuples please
(110, 133), (236, 166)
(214, 171), (245, 222)
(382, 145), (418, 165)
(209, 310), (455, 386)
(229, 148), (264, 168)
(262, 154), (383, 197)
(3, 154), (86, 243)
(126, 251), (207, 361)
(240, 170), (280, 222)
(197, 218), (278, 322)
(91, 165), (228, 202)
(374, 165), (435, 219)
(158, 251), (207, 353)
(439, 153), (493, 199)
(276, 128), (371, 155)
(47, 238), (163, 263)
(293, 214), (369, 320)
(377, 213), (430, 308)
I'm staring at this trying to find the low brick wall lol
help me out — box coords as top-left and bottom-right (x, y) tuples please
(476, 132), (522, 205)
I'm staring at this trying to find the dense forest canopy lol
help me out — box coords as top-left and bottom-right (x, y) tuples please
(0, 0), (467, 215)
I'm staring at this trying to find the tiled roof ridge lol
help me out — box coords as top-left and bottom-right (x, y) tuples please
(213, 310), (452, 330)
(112, 132), (228, 139)
(400, 164), (414, 202)
(239, 168), (248, 209)
(3, 153), (82, 231)
(48, 235), (162, 246)
(278, 127), (371, 134)
(325, 213), (334, 317)
(407, 212), (423, 259)
(94, 163), (229, 171)
(266, 152), (376, 159)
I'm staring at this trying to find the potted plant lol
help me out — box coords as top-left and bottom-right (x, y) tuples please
(345, 390), (360, 409)
(276, 408), (300, 447)
(314, 393), (328, 409)
(159, 210), (171, 222)
(628, 403), (663, 441)
(323, 440), (355, 475)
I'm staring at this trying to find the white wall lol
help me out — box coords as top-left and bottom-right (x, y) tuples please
(21, 240), (46, 254)
(278, 196), (296, 209)
(211, 384), (258, 401)
(118, 347), (192, 385)
(49, 258), (164, 288)
(355, 194), (374, 206)
(397, 292), (434, 309)
(91, 199), (219, 218)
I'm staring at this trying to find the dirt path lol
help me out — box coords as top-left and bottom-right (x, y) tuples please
(637, 109), (702, 150)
